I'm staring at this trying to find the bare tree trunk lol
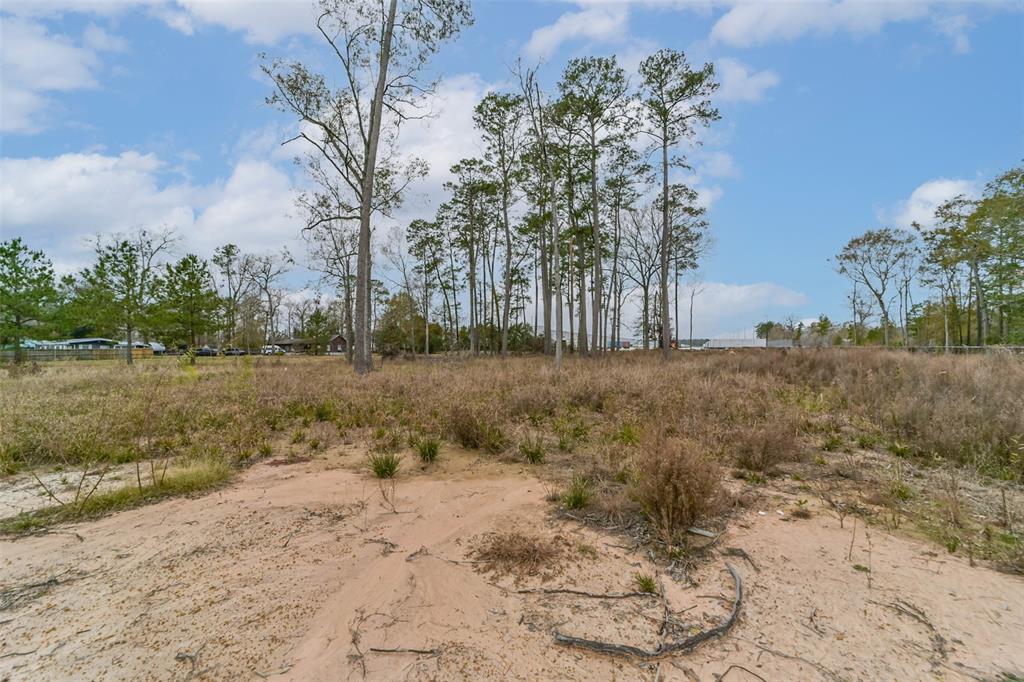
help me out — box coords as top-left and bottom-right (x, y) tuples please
(659, 128), (670, 360)
(673, 260), (679, 348)
(590, 124), (601, 356)
(500, 185), (513, 357)
(354, 0), (397, 374)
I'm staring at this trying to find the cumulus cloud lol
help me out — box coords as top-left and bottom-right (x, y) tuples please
(716, 57), (780, 103)
(884, 177), (979, 230)
(709, 1), (930, 47)
(523, 3), (630, 60)
(170, 0), (316, 44)
(0, 149), (303, 272)
(0, 17), (112, 133)
(3, 0), (315, 45)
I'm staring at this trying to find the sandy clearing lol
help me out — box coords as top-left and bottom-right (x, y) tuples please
(2, 449), (1022, 682)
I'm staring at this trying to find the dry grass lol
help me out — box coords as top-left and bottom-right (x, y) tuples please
(1, 350), (1022, 556)
(471, 530), (566, 579)
(630, 434), (724, 545)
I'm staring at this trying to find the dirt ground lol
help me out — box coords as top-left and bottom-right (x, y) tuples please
(2, 445), (1022, 681)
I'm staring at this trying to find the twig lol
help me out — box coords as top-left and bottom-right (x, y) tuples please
(0, 648), (38, 659)
(718, 664), (768, 681)
(553, 563), (743, 659)
(254, 664), (293, 678)
(748, 640), (843, 681)
(365, 538), (399, 555)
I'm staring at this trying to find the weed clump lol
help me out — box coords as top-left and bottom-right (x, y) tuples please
(562, 475), (592, 510)
(368, 452), (401, 478)
(632, 572), (658, 594)
(518, 435), (546, 464)
(415, 437), (440, 463)
(449, 405), (506, 454)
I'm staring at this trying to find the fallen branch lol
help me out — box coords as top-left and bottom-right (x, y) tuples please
(517, 587), (657, 600)
(0, 648), (39, 659)
(369, 646), (440, 656)
(552, 563), (743, 659)
(722, 547), (759, 572)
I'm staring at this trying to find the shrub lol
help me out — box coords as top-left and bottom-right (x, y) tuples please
(368, 452), (401, 478)
(562, 475), (592, 510)
(415, 437), (440, 463)
(732, 419), (801, 472)
(313, 400), (337, 422)
(449, 405), (506, 454)
(630, 435), (722, 545)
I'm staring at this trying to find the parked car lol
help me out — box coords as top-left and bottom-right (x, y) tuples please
(149, 342), (166, 355)
(261, 345), (285, 355)
(195, 346), (219, 357)
(223, 347), (247, 356)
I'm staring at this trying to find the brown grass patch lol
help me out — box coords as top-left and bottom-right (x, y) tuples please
(470, 530), (566, 580)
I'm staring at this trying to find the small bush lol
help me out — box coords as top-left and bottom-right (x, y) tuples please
(368, 452), (401, 478)
(732, 419), (801, 472)
(449, 405), (506, 454)
(313, 400), (337, 422)
(415, 437), (440, 463)
(562, 475), (592, 510)
(631, 435), (722, 545)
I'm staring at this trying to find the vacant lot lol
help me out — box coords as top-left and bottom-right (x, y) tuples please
(2, 351), (1023, 680)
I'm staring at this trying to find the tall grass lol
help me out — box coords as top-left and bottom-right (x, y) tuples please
(2, 351), (1021, 493)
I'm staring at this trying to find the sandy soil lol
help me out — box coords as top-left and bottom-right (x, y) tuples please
(2, 447), (1022, 681)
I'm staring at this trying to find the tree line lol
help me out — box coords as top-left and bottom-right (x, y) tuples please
(755, 164), (1022, 349)
(0, 233), (341, 363)
(263, 0), (717, 372)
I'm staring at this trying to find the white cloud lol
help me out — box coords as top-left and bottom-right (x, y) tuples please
(931, 13), (973, 54)
(171, 0), (316, 44)
(3, 0), (316, 45)
(523, 3), (630, 60)
(884, 177), (979, 230)
(0, 17), (106, 133)
(709, 1), (930, 47)
(391, 73), (490, 217)
(698, 151), (738, 179)
(716, 57), (780, 103)
(0, 148), (303, 272)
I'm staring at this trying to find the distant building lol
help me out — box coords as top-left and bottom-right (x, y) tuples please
(704, 338), (766, 349)
(328, 335), (348, 354)
(45, 338), (117, 349)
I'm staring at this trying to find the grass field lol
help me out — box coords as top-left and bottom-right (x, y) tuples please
(1, 349), (1022, 569)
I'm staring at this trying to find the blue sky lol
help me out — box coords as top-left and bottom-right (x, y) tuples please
(1, 0), (1022, 338)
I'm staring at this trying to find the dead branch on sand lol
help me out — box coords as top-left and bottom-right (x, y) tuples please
(517, 587), (657, 599)
(369, 646), (440, 656)
(551, 563), (742, 659)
